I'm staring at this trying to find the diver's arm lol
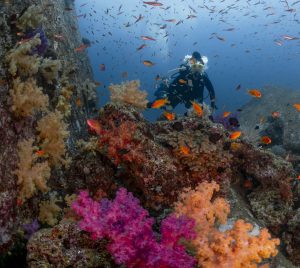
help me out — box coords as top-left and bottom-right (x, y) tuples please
(203, 72), (217, 110)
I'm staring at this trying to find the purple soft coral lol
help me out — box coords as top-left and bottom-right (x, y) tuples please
(72, 188), (196, 268)
(213, 112), (240, 131)
(25, 28), (48, 56)
(22, 219), (40, 239)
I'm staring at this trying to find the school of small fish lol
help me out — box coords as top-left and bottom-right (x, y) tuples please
(73, 0), (300, 156)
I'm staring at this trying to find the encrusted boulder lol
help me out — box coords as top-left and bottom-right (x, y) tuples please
(27, 220), (115, 268)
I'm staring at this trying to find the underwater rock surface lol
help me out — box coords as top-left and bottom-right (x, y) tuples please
(239, 85), (300, 159)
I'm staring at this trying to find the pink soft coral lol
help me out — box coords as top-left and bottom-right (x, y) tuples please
(72, 188), (196, 268)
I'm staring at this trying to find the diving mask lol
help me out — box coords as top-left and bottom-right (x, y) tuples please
(190, 61), (204, 73)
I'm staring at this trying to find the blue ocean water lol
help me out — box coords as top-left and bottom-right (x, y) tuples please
(74, 0), (300, 120)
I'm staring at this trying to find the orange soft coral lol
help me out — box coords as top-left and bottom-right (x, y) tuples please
(174, 181), (280, 268)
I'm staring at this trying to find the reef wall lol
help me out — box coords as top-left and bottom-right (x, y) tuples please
(0, 0), (96, 260)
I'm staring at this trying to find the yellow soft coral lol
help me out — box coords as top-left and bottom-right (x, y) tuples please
(40, 58), (61, 84)
(6, 34), (42, 76)
(56, 84), (74, 117)
(14, 138), (51, 202)
(38, 192), (62, 226)
(109, 80), (148, 109)
(174, 181), (280, 268)
(16, 5), (45, 31)
(10, 77), (49, 117)
(36, 111), (69, 167)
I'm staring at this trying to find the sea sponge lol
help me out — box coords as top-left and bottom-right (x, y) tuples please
(36, 111), (69, 167)
(10, 77), (49, 117)
(38, 192), (62, 226)
(16, 5), (45, 31)
(109, 80), (148, 109)
(14, 138), (51, 202)
(40, 58), (61, 84)
(6, 34), (42, 76)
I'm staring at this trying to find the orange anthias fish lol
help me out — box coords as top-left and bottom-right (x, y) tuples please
(87, 119), (101, 134)
(143, 60), (155, 67)
(248, 89), (262, 98)
(35, 150), (45, 157)
(163, 111), (175, 121)
(261, 136), (272, 144)
(137, 44), (147, 51)
(76, 98), (82, 106)
(191, 100), (203, 117)
(141, 35), (156, 41)
(165, 19), (177, 23)
(271, 111), (280, 118)
(151, 98), (169, 108)
(178, 79), (187, 84)
(74, 44), (89, 52)
(230, 131), (241, 140)
(293, 104), (300, 111)
(180, 145), (190, 155)
(143, 1), (163, 6)
(223, 111), (231, 118)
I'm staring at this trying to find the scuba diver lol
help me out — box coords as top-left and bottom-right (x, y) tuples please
(148, 51), (217, 112)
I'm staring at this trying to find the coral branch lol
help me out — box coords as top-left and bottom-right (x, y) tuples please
(72, 188), (196, 268)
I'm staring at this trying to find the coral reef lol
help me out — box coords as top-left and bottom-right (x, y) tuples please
(14, 138), (51, 202)
(1, 1), (300, 267)
(10, 77), (49, 117)
(109, 80), (148, 109)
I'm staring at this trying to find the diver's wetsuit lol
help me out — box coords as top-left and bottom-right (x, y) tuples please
(154, 64), (216, 109)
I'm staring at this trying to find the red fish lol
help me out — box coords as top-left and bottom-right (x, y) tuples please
(75, 44), (89, 52)
(87, 119), (101, 134)
(35, 150), (45, 157)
